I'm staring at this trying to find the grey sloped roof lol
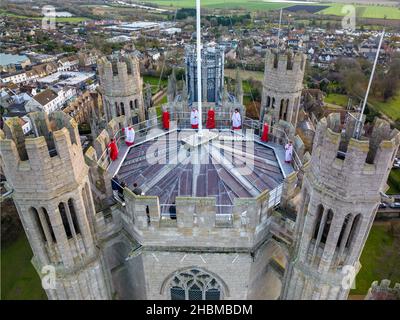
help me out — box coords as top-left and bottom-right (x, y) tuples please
(116, 132), (285, 211)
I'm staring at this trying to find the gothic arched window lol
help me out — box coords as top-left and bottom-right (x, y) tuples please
(346, 214), (361, 248)
(168, 268), (223, 300)
(31, 207), (46, 242)
(313, 204), (324, 240)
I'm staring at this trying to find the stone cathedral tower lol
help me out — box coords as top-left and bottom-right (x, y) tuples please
(281, 114), (400, 300)
(260, 49), (306, 128)
(0, 112), (111, 300)
(97, 53), (145, 125)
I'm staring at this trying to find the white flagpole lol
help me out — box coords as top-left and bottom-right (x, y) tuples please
(196, 0), (203, 134)
(354, 30), (385, 139)
(277, 8), (283, 46)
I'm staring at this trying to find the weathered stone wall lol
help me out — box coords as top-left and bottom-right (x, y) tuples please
(260, 50), (306, 128)
(98, 54), (145, 124)
(282, 114), (400, 300)
(0, 112), (112, 300)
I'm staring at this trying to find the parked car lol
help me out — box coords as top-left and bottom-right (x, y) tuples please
(389, 202), (400, 209)
(379, 202), (387, 209)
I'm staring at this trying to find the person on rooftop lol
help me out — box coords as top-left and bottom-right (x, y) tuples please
(206, 106), (215, 129)
(108, 138), (118, 161)
(232, 108), (241, 130)
(190, 107), (199, 129)
(132, 183), (143, 196)
(124, 125), (135, 147)
(162, 106), (170, 130)
(285, 140), (293, 164)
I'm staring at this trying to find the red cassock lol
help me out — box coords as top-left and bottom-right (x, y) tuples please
(108, 141), (118, 161)
(206, 109), (215, 129)
(162, 111), (170, 130)
(261, 123), (269, 142)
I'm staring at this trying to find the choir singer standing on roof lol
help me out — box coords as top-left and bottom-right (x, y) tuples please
(232, 108), (241, 130)
(191, 107), (199, 129)
(124, 125), (135, 146)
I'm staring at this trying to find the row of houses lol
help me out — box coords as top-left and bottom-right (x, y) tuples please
(0, 52), (99, 84)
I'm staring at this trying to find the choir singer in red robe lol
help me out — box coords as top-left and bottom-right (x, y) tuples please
(206, 107), (215, 129)
(261, 123), (269, 142)
(162, 107), (170, 130)
(108, 138), (118, 161)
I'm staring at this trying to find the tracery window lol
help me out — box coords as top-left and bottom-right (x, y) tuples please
(169, 268), (222, 300)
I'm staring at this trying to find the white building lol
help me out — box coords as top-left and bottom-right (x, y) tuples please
(25, 87), (76, 114)
(1, 72), (28, 84)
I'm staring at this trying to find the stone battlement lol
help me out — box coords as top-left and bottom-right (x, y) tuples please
(365, 280), (400, 300)
(97, 53), (142, 97)
(0, 112), (87, 198)
(116, 188), (276, 249)
(265, 49), (305, 72)
(308, 113), (400, 198)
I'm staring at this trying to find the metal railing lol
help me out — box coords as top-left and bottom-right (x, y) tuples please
(159, 203), (234, 225)
(97, 115), (163, 169)
(242, 120), (303, 171)
(268, 184), (283, 209)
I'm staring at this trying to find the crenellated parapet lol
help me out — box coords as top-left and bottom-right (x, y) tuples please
(282, 114), (400, 301)
(309, 113), (400, 199)
(118, 188), (278, 250)
(0, 111), (112, 300)
(264, 49), (306, 92)
(98, 52), (145, 124)
(260, 49), (306, 127)
(97, 54), (141, 97)
(0, 112), (87, 200)
(365, 280), (400, 300)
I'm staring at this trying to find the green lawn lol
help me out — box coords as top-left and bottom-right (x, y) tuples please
(324, 93), (349, 107)
(225, 69), (264, 82)
(320, 4), (400, 20)
(140, 1), (400, 19)
(351, 224), (400, 295)
(143, 75), (168, 94)
(387, 169), (400, 194)
(0, 9), (89, 23)
(155, 95), (168, 107)
(369, 94), (400, 123)
(140, 0), (291, 10)
(1, 234), (46, 300)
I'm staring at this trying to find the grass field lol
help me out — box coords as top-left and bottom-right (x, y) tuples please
(0, 9), (89, 23)
(350, 224), (400, 295)
(324, 93), (349, 107)
(143, 75), (168, 94)
(369, 94), (400, 123)
(141, 0), (290, 10)
(225, 68), (264, 82)
(140, 1), (400, 19)
(1, 234), (46, 300)
(320, 4), (400, 20)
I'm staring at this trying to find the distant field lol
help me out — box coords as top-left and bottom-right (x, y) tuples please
(0, 10), (89, 23)
(285, 4), (329, 14)
(320, 4), (400, 20)
(140, 0), (291, 10)
(140, 0), (400, 19)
